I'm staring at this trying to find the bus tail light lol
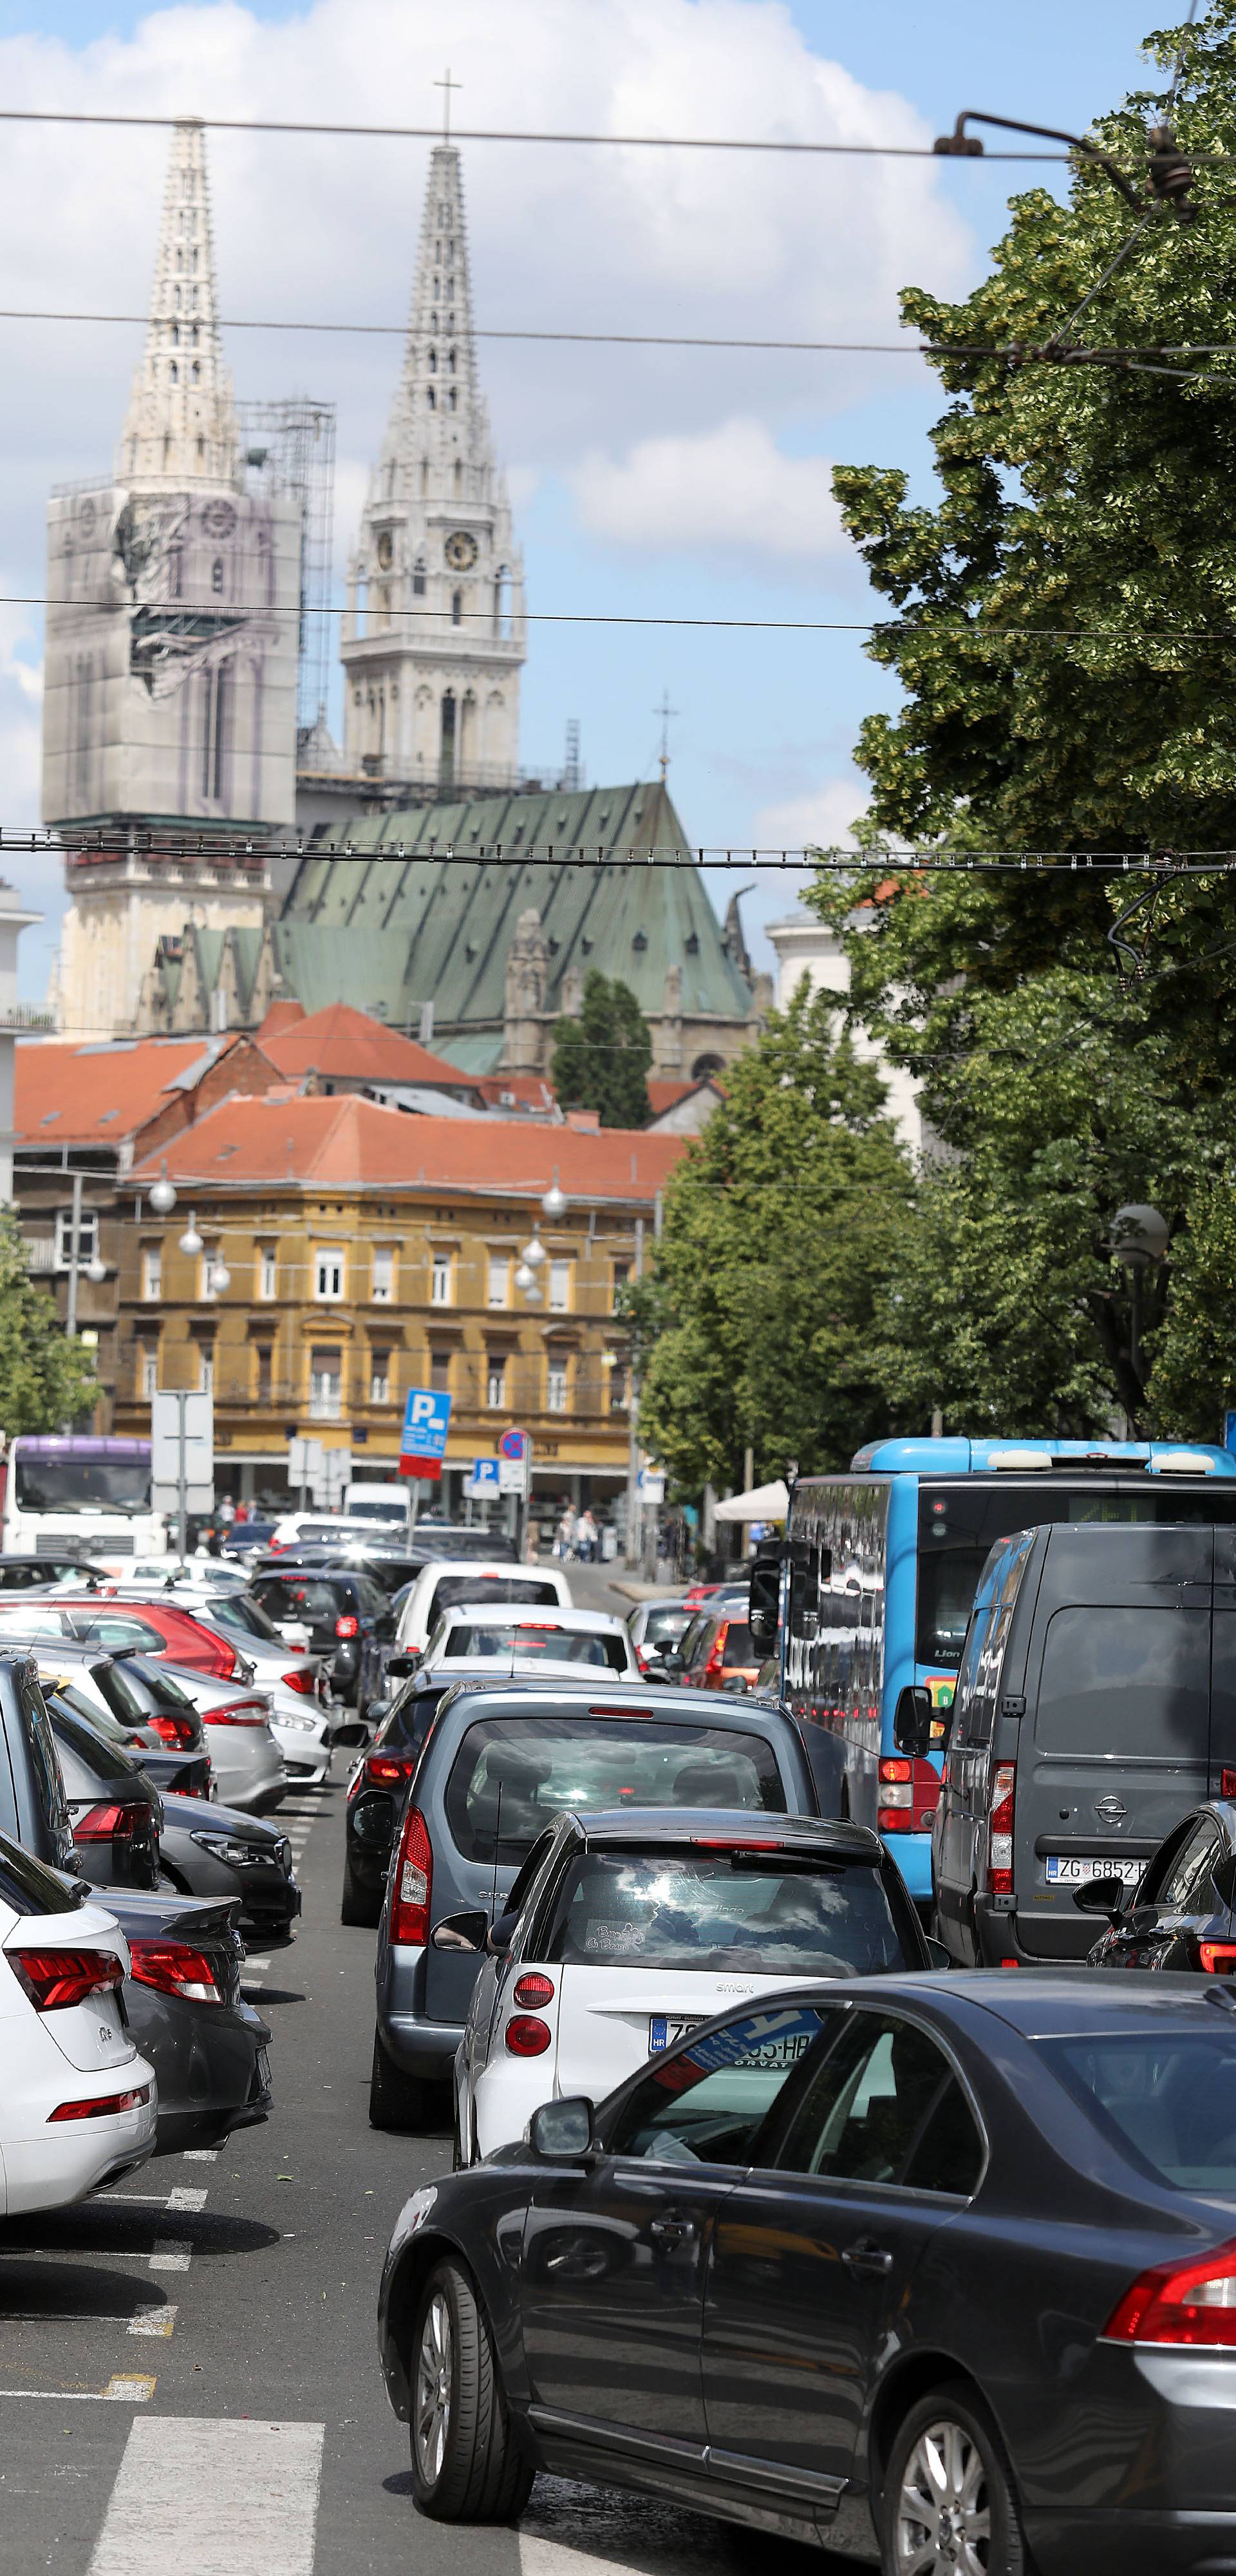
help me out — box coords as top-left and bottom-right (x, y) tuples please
(877, 1756), (942, 1835)
(986, 1762), (1016, 1894)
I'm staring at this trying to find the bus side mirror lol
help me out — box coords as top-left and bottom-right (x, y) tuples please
(748, 1551), (780, 1654)
(894, 1685), (933, 1757)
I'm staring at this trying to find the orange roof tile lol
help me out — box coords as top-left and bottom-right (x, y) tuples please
(474, 1074), (559, 1117)
(256, 1000), (308, 1041)
(14, 1036), (239, 1148)
(131, 1090), (687, 1202)
(258, 999), (482, 1092)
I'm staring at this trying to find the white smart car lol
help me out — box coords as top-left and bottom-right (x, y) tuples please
(0, 1832), (158, 2213)
(420, 1602), (639, 1679)
(451, 1809), (932, 2163)
(394, 1559), (572, 1654)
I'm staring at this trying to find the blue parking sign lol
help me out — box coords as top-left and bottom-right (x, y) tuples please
(401, 1387), (452, 1464)
(471, 1456), (500, 1491)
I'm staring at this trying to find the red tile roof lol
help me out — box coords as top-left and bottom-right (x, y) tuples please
(256, 1000), (307, 1041)
(474, 1074), (559, 1117)
(131, 1090), (687, 1202)
(646, 1079), (700, 1115)
(14, 1036), (238, 1147)
(257, 999), (482, 1093)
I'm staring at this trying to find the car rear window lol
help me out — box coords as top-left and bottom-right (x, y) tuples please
(113, 1656), (197, 1714)
(444, 1718), (788, 1862)
(50, 1701), (145, 1781)
(260, 1580), (340, 1621)
(547, 1849), (909, 1974)
(1041, 2031), (1236, 2190)
(48, 1685), (137, 1752)
(644, 1609), (691, 1647)
(212, 1595), (281, 1643)
(433, 1576), (561, 1615)
(719, 1622), (756, 1663)
(1035, 1607), (1210, 1757)
(442, 1622), (624, 1670)
(74, 1612), (165, 1653)
(0, 1826), (79, 1916)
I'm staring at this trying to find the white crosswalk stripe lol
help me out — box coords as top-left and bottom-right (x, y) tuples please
(89, 2417), (325, 2575)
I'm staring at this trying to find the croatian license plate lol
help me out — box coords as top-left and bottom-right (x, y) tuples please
(255, 2047), (272, 2092)
(1044, 1854), (1144, 1887)
(649, 2017), (702, 2054)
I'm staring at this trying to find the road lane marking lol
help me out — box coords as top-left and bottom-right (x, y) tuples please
(89, 2416), (325, 2575)
(128, 2306), (177, 2338)
(165, 2188), (207, 2213)
(0, 2375), (157, 2403)
(148, 2242), (191, 2273)
(182, 2148), (218, 2162)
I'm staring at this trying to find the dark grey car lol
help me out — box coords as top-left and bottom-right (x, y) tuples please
(369, 1680), (821, 2130)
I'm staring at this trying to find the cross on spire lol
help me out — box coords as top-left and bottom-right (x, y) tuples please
(654, 688), (678, 783)
(435, 67), (462, 141)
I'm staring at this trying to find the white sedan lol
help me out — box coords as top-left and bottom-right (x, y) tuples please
(451, 1809), (930, 2163)
(395, 1559), (572, 1654)
(0, 1834), (158, 2213)
(420, 1602), (640, 1678)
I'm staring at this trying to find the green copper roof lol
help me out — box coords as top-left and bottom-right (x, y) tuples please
(278, 781), (753, 1028)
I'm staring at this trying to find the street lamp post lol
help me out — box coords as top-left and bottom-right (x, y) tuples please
(1110, 1202), (1170, 1431)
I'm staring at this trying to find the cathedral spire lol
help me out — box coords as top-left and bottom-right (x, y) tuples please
(119, 117), (238, 490)
(381, 142), (489, 501)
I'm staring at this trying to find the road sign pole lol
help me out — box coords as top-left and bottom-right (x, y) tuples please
(176, 1391), (187, 1561)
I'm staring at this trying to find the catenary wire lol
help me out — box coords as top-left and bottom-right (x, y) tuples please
(0, 106), (1080, 157)
(15, 836), (1236, 873)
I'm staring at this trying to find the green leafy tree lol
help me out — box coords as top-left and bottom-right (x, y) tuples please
(636, 985), (913, 1489)
(0, 1208), (98, 1434)
(551, 972), (652, 1128)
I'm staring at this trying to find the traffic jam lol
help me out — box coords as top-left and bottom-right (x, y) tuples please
(5, 1444), (1236, 2574)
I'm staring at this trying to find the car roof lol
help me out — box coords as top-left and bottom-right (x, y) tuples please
(420, 1559), (563, 1583)
(799, 1965), (1236, 2040)
(430, 1680), (803, 1734)
(435, 1602), (621, 1634)
(561, 1807), (881, 1860)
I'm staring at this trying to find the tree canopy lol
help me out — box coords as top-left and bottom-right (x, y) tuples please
(550, 972), (652, 1128)
(0, 1209), (98, 1435)
(635, 984), (913, 1489)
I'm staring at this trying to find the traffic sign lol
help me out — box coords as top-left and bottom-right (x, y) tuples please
(151, 1390), (214, 1515)
(499, 1428), (530, 1461)
(400, 1387), (452, 1479)
(466, 1457), (501, 1500)
(637, 1468), (666, 1505)
(498, 1456), (529, 1497)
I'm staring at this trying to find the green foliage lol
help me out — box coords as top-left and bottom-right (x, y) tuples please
(636, 985), (913, 1489)
(551, 972), (652, 1128)
(812, 7), (1236, 1439)
(0, 1208), (98, 1434)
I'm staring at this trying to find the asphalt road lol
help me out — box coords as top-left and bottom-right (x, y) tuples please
(0, 1564), (841, 2576)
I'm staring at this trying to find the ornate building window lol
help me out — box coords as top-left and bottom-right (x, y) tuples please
(547, 1356), (569, 1415)
(486, 1356), (507, 1410)
(413, 557), (426, 596)
(211, 558), (223, 594)
(451, 589), (463, 628)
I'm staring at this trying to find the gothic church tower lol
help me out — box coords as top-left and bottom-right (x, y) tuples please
(44, 120), (300, 1037)
(341, 143), (526, 791)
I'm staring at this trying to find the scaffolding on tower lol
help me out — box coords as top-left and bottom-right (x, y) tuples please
(238, 398), (337, 760)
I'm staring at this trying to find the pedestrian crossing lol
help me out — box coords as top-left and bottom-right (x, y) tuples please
(89, 2416), (326, 2576)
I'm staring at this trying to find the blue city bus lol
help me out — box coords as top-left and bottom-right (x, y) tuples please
(782, 1436), (1236, 1907)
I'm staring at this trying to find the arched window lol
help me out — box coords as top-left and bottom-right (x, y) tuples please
(191, 361), (200, 383)
(420, 459), (429, 495)
(451, 589), (463, 627)
(168, 359), (178, 382)
(447, 387), (457, 411)
(191, 323), (199, 345)
(427, 386), (435, 410)
(453, 459), (462, 495)
(413, 557), (427, 597)
(211, 558), (223, 594)
(448, 348), (456, 373)
(171, 322), (179, 345)
(427, 348), (436, 373)
(493, 566), (510, 638)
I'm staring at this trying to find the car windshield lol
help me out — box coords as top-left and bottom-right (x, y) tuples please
(915, 1479), (1236, 1666)
(643, 1609), (691, 1647)
(548, 1850), (908, 1974)
(46, 1685), (135, 1750)
(1040, 2032), (1236, 2191)
(111, 1656), (198, 1715)
(445, 1718), (788, 1863)
(433, 1577), (561, 1615)
(12, 1457), (151, 1513)
(440, 1620), (623, 1669)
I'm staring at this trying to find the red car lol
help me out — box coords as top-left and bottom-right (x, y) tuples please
(0, 1596), (243, 1679)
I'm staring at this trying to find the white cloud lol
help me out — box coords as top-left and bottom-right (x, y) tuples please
(753, 775), (869, 849)
(571, 417), (843, 564)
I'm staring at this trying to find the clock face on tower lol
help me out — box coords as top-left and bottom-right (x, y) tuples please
(445, 530), (478, 571)
(375, 530), (394, 569)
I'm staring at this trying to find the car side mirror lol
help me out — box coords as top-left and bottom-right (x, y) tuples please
(487, 1908), (518, 1956)
(350, 1792), (396, 1852)
(431, 1908), (489, 1953)
(1073, 1873), (1131, 1921)
(529, 2096), (595, 2161)
(1213, 1852), (1236, 1911)
(893, 1684), (933, 1758)
(383, 1654), (418, 1680)
(333, 1719), (368, 1747)
(748, 1553), (780, 1654)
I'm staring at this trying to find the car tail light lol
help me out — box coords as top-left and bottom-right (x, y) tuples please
(1223, 1768), (1236, 1799)
(147, 1713), (196, 1748)
(205, 1700), (268, 1728)
(364, 1753), (416, 1788)
(703, 1633), (726, 1681)
(505, 2014), (551, 2056)
(390, 1805), (432, 1945)
(281, 1667), (317, 1694)
(877, 1755), (942, 1835)
(986, 1761), (1016, 1894)
(513, 1972), (555, 2007)
(73, 1803), (140, 1844)
(48, 2085), (152, 2123)
(335, 1615), (360, 1640)
(1201, 1942), (1236, 1974)
(1104, 2240), (1236, 2347)
(10, 1948), (126, 2011)
(127, 1939), (223, 2004)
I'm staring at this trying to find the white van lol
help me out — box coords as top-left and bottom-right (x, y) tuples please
(343, 1482), (411, 1529)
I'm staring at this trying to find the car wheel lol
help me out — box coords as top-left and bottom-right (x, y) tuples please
(341, 1853), (382, 1927)
(882, 2380), (1027, 2576)
(368, 2030), (428, 2132)
(409, 2257), (533, 2522)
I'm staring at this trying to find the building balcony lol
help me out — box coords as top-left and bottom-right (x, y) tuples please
(0, 1002), (55, 1034)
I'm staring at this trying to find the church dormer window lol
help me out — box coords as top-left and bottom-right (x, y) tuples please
(211, 558), (224, 594)
(413, 557), (426, 596)
(451, 589), (463, 627)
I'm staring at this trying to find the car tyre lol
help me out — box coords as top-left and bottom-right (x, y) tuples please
(368, 2030), (428, 2131)
(409, 2257), (533, 2523)
(341, 1853), (382, 1927)
(881, 2380), (1027, 2576)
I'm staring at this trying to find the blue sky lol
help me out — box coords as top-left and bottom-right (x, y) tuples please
(0, 0), (1172, 1001)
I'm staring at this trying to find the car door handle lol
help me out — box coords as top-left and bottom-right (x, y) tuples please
(648, 2215), (697, 2247)
(841, 2238), (894, 2277)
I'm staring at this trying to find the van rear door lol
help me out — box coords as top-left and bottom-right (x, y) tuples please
(1014, 1525), (1212, 1961)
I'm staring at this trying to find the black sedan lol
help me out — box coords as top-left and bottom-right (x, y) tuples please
(248, 1566), (395, 1705)
(380, 1969), (1236, 2573)
(1080, 1801), (1236, 1975)
(340, 1669), (449, 1925)
(48, 1698), (161, 1890)
(158, 1792), (301, 1939)
(102, 1884), (271, 2155)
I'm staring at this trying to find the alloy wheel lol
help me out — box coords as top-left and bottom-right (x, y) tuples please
(894, 2416), (991, 2572)
(413, 2288), (453, 2485)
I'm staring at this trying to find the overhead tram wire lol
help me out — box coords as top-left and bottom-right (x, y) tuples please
(0, 105), (1077, 156)
(12, 832), (1236, 875)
